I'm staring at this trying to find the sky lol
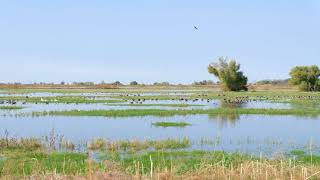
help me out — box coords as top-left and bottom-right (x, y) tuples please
(0, 0), (319, 84)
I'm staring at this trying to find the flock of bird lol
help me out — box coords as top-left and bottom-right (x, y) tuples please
(0, 99), (18, 105)
(0, 93), (320, 106)
(129, 98), (146, 104)
(220, 94), (320, 105)
(0, 96), (61, 106)
(66, 93), (320, 106)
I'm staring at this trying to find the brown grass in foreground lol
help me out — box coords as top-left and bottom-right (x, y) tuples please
(6, 160), (319, 180)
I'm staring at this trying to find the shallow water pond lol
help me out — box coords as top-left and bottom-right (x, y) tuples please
(0, 103), (197, 116)
(0, 91), (196, 98)
(0, 114), (319, 155)
(0, 99), (296, 117)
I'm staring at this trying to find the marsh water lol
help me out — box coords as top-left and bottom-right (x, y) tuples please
(0, 115), (319, 155)
(0, 100), (293, 114)
(0, 92), (319, 155)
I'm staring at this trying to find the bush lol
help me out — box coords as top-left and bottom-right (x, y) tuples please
(208, 57), (248, 91)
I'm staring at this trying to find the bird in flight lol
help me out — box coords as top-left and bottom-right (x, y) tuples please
(194, 26), (199, 30)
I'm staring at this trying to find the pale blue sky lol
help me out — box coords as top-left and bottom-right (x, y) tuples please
(0, 0), (319, 84)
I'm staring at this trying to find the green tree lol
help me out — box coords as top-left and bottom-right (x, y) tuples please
(112, 81), (123, 86)
(130, 81), (139, 86)
(208, 57), (248, 91)
(289, 65), (320, 91)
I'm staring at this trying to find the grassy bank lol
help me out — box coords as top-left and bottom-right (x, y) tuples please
(101, 150), (320, 179)
(32, 108), (320, 117)
(1, 137), (320, 179)
(0, 151), (92, 176)
(0, 138), (102, 177)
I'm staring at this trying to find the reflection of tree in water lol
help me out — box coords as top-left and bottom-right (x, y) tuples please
(220, 101), (247, 108)
(208, 113), (240, 129)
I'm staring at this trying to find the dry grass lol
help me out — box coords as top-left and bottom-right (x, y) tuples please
(10, 160), (320, 180)
(180, 161), (320, 180)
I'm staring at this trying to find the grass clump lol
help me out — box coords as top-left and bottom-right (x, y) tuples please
(89, 138), (191, 152)
(107, 139), (150, 152)
(152, 121), (192, 128)
(88, 138), (107, 150)
(152, 138), (190, 150)
(0, 138), (43, 150)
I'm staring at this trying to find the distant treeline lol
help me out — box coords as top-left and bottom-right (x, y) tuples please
(255, 79), (289, 85)
(192, 80), (215, 85)
(0, 79), (290, 86)
(1, 80), (218, 86)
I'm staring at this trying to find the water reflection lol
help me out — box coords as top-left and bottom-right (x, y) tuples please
(208, 113), (240, 128)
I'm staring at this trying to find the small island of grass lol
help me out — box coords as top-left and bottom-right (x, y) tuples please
(0, 106), (24, 110)
(152, 121), (192, 127)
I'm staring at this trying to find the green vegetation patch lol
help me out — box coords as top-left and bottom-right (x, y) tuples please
(0, 137), (103, 177)
(0, 138), (103, 179)
(33, 108), (320, 117)
(290, 150), (320, 165)
(89, 138), (191, 151)
(152, 121), (192, 127)
(102, 150), (252, 175)
(0, 138), (43, 151)
(0, 106), (24, 110)
(0, 150), (94, 176)
(105, 103), (204, 107)
(102, 149), (320, 176)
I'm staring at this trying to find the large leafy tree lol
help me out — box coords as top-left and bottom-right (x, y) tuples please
(289, 65), (320, 91)
(208, 57), (248, 91)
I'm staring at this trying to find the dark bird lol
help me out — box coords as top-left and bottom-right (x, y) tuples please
(194, 26), (199, 30)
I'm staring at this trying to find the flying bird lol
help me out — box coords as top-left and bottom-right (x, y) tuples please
(194, 26), (199, 30)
